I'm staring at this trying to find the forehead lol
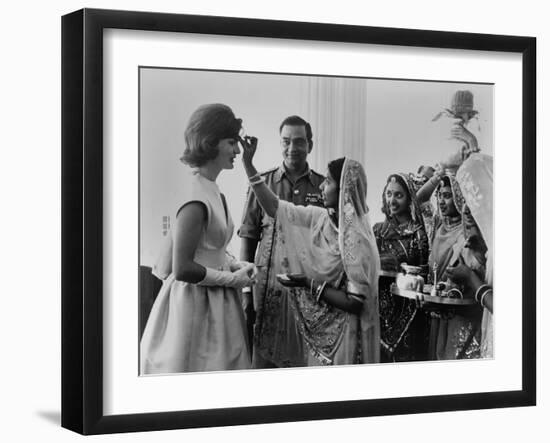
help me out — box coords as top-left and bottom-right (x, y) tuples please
(386, 180), (406, 193)
(439, 185), (452, 194)
(280, 124), (307, 138)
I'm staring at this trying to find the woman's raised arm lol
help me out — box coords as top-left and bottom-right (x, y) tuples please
(416, 166), (443, 204)
(240, 135), (279, 218)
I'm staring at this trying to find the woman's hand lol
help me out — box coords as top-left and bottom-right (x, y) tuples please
(278, 273), (310, 288)
(450, 123), (479, 152)
(239, 135), (258, 170)
(444, 263), (475, 286)
(443, 255), (483, 298)
(232, 263), (256, 289)
(229, 260), (252, 272)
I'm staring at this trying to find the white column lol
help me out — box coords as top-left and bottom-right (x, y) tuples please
(299, 76), (368, 173)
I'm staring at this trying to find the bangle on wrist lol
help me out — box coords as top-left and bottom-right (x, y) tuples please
(474, 284), (491, 303)
(249, 177), (265, 186)
(247, 172), (260, 181)
(315, 281), (328, 303)
(480, 289), (492, 308)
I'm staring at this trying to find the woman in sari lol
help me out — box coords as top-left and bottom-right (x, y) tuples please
(374, 173), (430, 362)
(239, 136), (380, 365)
(445, 153), (494, 358)
(427, 174), (483, 360)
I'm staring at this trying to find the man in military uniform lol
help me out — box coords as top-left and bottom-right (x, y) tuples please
(239, 115), (325, 368)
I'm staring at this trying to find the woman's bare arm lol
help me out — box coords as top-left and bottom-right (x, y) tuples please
(416, 170), (442, 204)
(284, 274), (363, 315)
(318, 285), (364, 315)
(172, 202), (207, 282)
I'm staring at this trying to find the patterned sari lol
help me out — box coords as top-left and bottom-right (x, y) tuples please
(428, 173), (483, 360)
(374, 173), (430, 362)
(259, 158), (380, 365)
(457, 153), (494, 358)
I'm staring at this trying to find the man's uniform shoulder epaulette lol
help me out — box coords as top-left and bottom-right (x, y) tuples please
(260, 166), (279, 176)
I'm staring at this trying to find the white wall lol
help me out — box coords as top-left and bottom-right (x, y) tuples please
(140, 68), (303, 263)
(140, 70), (492, 265)
(0, 1), (544, 442)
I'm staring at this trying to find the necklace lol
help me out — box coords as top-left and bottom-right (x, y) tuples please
(443, 215), (462, 229)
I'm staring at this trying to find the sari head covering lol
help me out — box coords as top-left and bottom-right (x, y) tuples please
(456, 154), (493, 283)
(381, 173), (423, 225)
(339, 158), (380, 296)
(428, 173), (466, 281)
(436, 173), (466, 217)
(273, 158), (380, 365)
(338, 158), (381, 362)
(457, 153), (493, 358)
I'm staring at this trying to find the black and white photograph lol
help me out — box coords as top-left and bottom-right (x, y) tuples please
(2, 0), (547, 440)
(138, 68), (494, 375)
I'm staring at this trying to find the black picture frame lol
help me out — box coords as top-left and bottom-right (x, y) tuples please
(61, 8), (536, 435)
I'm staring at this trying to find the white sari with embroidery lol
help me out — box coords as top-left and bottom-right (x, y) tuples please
(273, 159), (380, 365)
(457, 153), (494, 358)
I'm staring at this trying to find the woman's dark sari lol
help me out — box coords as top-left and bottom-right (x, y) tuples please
(373, 173), (430, 362)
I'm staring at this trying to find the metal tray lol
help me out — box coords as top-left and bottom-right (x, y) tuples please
(390, 283), (477, 306)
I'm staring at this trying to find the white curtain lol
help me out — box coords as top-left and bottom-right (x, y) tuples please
(299, 77), (368, 173)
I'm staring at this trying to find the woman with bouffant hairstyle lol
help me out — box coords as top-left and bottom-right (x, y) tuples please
(141, 103), (254, 374)
(181, 104), (244, 167)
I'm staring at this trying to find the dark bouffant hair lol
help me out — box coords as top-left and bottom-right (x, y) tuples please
(327, 157), (346, 188)
(180, 104), (242, 167)
(279, 115), (313, 146)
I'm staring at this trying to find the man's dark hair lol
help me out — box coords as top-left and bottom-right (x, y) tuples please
(279, 115), (313, 144)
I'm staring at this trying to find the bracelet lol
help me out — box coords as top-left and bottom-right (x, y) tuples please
(447, 288), (463, 299)
(474, 284), (491, 303)
(247, 172), (260, 182)
(315, 281), (328, 303)
(249, 177), (265, 187)
(480, 289), (492, 308)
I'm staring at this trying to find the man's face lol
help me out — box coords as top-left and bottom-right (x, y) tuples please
(280, 124), (311, 169)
